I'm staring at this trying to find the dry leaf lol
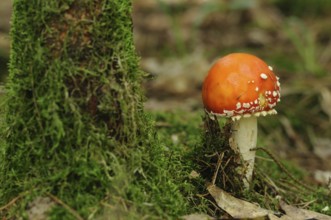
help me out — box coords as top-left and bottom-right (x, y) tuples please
(312, 137), (331, 160)
(280, 201), (331, 220)
(189, 170), (200, 179)
(314, 170), (331, 186)
(27, 196), (56, 220)
(207, 184), (272, 219)
(181, 213), (215, 220)
(268, 214), (292, 220)
(320, 87), (331, 120)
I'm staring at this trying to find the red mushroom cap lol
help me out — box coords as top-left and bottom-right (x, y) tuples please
(202, 53), (280, 119)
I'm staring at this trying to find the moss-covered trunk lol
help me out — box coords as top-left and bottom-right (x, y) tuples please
(0, 0), (188, 218)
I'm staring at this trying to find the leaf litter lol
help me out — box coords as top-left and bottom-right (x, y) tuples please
(207, 183), (272, 219)
(205, 183), (331, 220)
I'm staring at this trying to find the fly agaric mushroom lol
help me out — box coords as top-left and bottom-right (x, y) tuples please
(202, 53), (280, 187)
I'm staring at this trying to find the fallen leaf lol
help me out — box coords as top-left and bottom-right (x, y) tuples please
(312, 137), (331, 160)
(320, 87), (331, 121)
(280, 201), (331, 220)
(27, 196), (56, 220)
(189, 170), (200, 179)
(314, 170), (331, 186)
(268, 214), (292, 220)
(181, 213), (215, 220)
(207, 184), (272, 219)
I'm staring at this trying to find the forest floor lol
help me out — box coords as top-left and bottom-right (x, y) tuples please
(0, 0), (331, 218)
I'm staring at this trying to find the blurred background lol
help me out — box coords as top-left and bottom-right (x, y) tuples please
(0, 0), (331, 186)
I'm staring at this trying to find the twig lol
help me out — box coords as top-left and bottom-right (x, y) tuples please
(211, 153), (223, 185)
(252, 147), (316, 192)
(219, 157), (232, 189)
(0, 193), (25, 212)
(255, 155), (274, 162)
(196, 192), (210, 198)
(277, 179), (305, 196)
(46, 193), (84, 220)
(258, 170), (282, 193)
(297, 199), (317, 209)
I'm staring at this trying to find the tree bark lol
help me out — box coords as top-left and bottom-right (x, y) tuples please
(1, 0), (152, 217)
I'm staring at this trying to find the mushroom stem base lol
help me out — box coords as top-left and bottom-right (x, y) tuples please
(230, 116), (257, 188)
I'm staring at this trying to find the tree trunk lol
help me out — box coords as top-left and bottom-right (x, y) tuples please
(0, 0), (163, 218)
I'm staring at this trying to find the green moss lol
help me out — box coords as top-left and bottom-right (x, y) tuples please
(0, 90), (5, 155)
(149, 110), (212, 214)
(0, 1), (193, 219)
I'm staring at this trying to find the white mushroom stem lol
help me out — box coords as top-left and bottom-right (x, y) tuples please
(230, 116), (257, 188)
